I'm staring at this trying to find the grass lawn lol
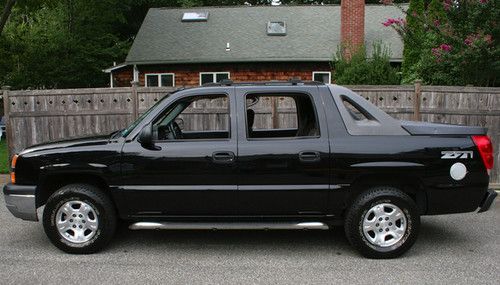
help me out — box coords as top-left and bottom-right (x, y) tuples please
(0, 140), (9, 174)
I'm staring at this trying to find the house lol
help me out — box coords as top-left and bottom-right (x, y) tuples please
(104, 2), (404, 88)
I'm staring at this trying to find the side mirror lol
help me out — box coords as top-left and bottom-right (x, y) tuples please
(138, 123), (154, 148)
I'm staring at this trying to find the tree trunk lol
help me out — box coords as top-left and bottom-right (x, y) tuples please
(0, 0), (17, 35)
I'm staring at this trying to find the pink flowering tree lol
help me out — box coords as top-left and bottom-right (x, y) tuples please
(382, 0), (499, 86)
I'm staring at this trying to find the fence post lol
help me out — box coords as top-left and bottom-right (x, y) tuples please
(413, 80), (422, 121)
(271, 97), (279, 129)
(1, 86), (13, 161)
(131, 81), (139, 120)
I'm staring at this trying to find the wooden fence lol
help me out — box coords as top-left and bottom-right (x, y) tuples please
(1, 83), (499, 183)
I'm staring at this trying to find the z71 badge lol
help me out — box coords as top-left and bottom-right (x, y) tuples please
(441, 151), (473, 159)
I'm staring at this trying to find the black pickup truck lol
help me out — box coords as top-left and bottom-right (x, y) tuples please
(3, 82), (496, 258)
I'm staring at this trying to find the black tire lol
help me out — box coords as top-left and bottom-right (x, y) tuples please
(344, 187), (420, 259)
(42, 184), (117, 254)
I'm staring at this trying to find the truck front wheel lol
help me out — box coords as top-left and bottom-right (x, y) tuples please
(42, 184), (117, 254)
(344, 187), (420, 259)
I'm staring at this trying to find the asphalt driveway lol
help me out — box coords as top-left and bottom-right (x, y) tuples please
(0, 191), (498, 285)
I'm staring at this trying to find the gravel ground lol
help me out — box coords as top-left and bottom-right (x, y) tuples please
(0, 191), (498, 285)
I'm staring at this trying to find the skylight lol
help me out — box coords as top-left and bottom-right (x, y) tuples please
(267, 21), (286, 36)
(182, 12), (209, 22)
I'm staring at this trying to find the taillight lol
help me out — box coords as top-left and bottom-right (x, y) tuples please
(472, 135), (494, 171)
(11, 154), (18, 184)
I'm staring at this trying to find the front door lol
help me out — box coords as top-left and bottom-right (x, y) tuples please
(120, 90), (238, 217)
(235, 86), (330, 216)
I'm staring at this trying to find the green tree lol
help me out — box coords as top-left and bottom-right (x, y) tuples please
(0, 0), (59, 35)
(401, 0), (424, 83)
(0, 0), (16, 35)
(1, 0), (130, 88)
(426, 0), (446, 24)
(385, 0), (499, 86)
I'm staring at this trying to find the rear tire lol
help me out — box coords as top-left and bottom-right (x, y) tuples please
(42, 184), (117, 254)
(345, 187), (420, 259)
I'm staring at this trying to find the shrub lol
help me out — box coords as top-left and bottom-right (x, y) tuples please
(333, 42), (400, 85)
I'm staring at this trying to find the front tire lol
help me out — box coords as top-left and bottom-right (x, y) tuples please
(345, 187), (420, 259)
(42, 184), (117, 254)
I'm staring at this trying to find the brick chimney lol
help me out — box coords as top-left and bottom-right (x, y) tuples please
(340, 0), (365, 58)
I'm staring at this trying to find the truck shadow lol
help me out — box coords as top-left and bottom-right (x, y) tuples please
(108, 222), (352, 256)
(107, 220), (469, 257)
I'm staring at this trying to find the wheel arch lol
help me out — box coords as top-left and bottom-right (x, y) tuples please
(344, 174), (427, 215)
(36, 172), (112, 208)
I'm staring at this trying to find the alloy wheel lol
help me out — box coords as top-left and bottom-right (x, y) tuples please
(362, 203), (407, 247)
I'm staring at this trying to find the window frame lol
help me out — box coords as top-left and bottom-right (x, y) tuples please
(312, 71), (331, 84)
(199, 72), (231, 86)
(145, 73), (176, 87)
(243, 92), (321, 142)
(151, 93), (232, 143)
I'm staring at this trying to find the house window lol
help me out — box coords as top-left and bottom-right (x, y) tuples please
(182, 12), (209, 22)
(199, 72), (230, 85)
(145, 73), (175, 87)
(267, 21), (286, 36)
(312, 72), (331, 84)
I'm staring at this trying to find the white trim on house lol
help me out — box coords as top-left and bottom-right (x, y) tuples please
(145, 73), (176, 87)
(312, 71), (331, 84)
(102, 63), (128, 73)
(110, 73), (114, 88)
(199, 72), (231, 86)
(133, 65), (139, 83)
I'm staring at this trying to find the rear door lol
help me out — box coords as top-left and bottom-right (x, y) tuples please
(235, 86), (330, 216)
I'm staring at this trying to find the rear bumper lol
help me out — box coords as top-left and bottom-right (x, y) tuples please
(3, 184), (38, 221)
(478, 189), (497, 213)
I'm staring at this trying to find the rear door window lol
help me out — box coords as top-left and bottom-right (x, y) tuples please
(245, 93), (320, 139)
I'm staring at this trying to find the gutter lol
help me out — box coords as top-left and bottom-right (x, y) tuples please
(102, 63), (128, 73)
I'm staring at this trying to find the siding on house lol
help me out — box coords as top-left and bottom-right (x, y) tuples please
(112, 62), (332, 87)
(112, 67), (134, 87)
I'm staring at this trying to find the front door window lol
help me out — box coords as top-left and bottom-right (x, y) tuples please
(152, 94), (230, 141)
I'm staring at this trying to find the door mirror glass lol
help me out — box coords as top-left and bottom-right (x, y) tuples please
(138, 123), (153, 147)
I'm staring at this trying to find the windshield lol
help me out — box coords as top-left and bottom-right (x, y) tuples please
(120, 94), (170, 137)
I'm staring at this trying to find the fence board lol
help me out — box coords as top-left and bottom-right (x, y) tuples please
(3, 84), (500, 183)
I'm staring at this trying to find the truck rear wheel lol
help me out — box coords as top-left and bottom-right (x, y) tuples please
(345, 187), (420, 259)
(42, 184), (116, 254)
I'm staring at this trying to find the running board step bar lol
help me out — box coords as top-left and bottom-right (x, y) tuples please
(129, 221), (329, 231)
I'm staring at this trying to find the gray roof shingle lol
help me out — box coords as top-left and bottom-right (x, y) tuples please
(125, 5), (405, 64)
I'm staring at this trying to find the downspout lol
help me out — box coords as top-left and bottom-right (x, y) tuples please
(133, 65), (139, 85)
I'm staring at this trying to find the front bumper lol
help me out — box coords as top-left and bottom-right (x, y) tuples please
(3, 184), (38, 221)
(478, 189), (497, 213)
